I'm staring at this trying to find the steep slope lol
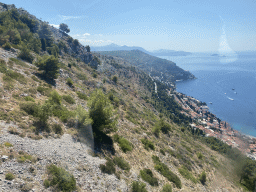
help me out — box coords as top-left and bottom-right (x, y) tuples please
(0, 3), (255, 192)
(98, 50), (195, 87)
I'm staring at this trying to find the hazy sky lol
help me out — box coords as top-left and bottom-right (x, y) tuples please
(2, 0), (256, 52)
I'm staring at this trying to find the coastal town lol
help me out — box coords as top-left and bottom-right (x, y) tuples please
(169, 90), (256, 160)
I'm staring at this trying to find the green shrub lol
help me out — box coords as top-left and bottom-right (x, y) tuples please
(20, 102), (39, 116)
(197, 152), (203, 159)
(32, 75), (40, 82)
(112, 75), (118, 84)
(46, 164), (76, 191)
(160, 149), (166, 155)
(0, 59), (7, 73)
(24, 96), (35, 102)
(117, 137), (133, 153)
(49, 90), (62, 105)
(199, 171), (206, 185)
(140, 169), (158, 186)
(62, 95), (75, 104)
(4, 142), (13, 147)
(92, 72), (97, 78)
(100, 158), (116, 175)
(37, 86), (51, 96)
(113, 156), (130, 171)
(154, 118), (172, 135)
(3, 42), (11, 50)
(152, 126), (161, 137)
(131, 181), (148, 192)
(178, 166), (197, 184)
(52, 105), (75, 123)
(76, 91), (87, 100)
(18, 47), (34, 63)
(17, 154), (34, 163)
(5, 172), (15, 180)
(52, 123), (63, 135)
(88, 89), (117, 133)
(66, 78), (74, 87)
(3, 74), (14, 90)
(161, 184), (172, 192)
(152, 155), (181, 188)
(36, 55), (59, 80)
(43, 179), (50, 188)
(141, 138), (155, 151)
(152, 155), (161, 164)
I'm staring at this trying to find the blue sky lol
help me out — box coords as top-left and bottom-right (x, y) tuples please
(2, 0), (256, 52)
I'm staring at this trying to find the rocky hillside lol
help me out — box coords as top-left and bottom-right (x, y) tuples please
(98, 50), (195, 87)
(0, 2), (255, 192)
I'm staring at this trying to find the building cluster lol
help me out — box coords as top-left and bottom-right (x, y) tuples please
(171, 90), (256, 159)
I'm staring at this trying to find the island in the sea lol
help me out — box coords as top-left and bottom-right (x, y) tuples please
(211, 54), (226, 57)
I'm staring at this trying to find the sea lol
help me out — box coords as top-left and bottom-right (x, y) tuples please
(160, 51), (256, 137)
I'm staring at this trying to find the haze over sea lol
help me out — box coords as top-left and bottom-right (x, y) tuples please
(160, 52), (256, 137)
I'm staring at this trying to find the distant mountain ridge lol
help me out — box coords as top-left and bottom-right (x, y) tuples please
(91, 43), (191, 56)
(99, 50), (195, 87)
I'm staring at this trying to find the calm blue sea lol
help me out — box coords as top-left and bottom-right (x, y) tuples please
(160, 52), (256, 137)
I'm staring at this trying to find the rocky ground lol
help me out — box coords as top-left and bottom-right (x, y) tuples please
(0, 121), (129, 192)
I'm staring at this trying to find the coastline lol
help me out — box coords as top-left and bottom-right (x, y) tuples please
(170, 89), (256, 160)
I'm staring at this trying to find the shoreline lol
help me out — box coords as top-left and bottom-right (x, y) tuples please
(171, 89), (256, 160)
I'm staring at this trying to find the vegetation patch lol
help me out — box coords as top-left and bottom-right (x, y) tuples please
(76, 91), (87, 100)
(178, 166), (197, 183)
(100, 158), (116, 175)
(62, 95), (75, 104)
(66, 78), (74, 87)
(0, 59), (7, 73)
(9, 58), (29, 68)
(197, 152), (203, 160)
(24, 96), (35, 102)
(199, 171), (206, 185)
(113, 134), (133, 153)
(8, 126), (20, 135)
(4, 142), (13, 147)
(37, 86), (51, 96)
(5, 172), (15, 180)
(141, 138), (155, 151)
(45, 164), (76, 191)
(140, 168), (158, 186)
(52, 123), (63, 135)
(17, 151), (36, 163)
(161, 184), (172, 192)
(113, 156), (130, 171)
(131, 181), (148, 192)
(152, 155), (182, 188)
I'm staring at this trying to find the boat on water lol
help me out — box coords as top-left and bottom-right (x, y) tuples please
(209, 102), (212, 104)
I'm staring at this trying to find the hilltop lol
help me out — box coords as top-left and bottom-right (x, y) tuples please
(0, 2), (255, 192)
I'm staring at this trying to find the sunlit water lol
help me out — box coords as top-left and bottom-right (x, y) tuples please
(160, 52), (256, 136)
